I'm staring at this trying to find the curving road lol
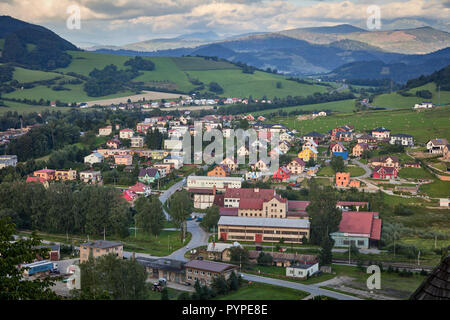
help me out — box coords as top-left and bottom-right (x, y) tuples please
(242, 273), (361, 300)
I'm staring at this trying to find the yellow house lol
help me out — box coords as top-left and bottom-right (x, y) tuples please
(298, 147), (318, 162)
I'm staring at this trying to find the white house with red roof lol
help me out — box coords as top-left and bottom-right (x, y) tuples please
(119, 128), (134, 139)
(128, 182), (151, 197)
(330, 211), (382, 249)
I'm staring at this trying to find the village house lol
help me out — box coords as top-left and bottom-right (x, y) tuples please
(187, 176), (243, 191)
(136, 122), (153, 133)
(221, 157), (238, 171)
(106, 139), (121, 149)
(330, 142), (348, 160)
(286, 158), (305, 175)
(248, 251), (317, 267)
(273, 166), (290, 182)
(153, 163), (172, 175)
(138, 168), (160, 184)
(369, 155), (399, 169)
(208, 164), (231, 177)
(128, 182), (151, 196)
(390, 133), (414, 147)
(330, 211), (382, 249)
(335, 172), (350, 187)
(371, 127), (391, 140)
(189, 188), (217, 209)
(206, 242), (237, 262)
(352, 143), (369, 157)
(302, 131), (325, 142)
(137, 257), (186, 284)
(98, 125), (113, 136)
(286, 263), (319, 279)
(298, 147), (318, 162)
(302, 139), (318, 150)
(26, 176), (49, 188)
(163, 155), (183, 170)
(218, 216), (310, 243)
(443, 144), (450, 160)
(115, 155), (133, 166)
(55, 169), (77, 181)
(119, 128), (134, 139)
(80, 240), (123, 263)
(251, 159), (270, 172)
(287, 201), (310, 219)
(84, 152), (104, 165)
(336, 201), (369, 211)
(79, 170), (102, 184)
(130, 136), (144, 148)
(427, 138), (449, 154)
(277, 141), (291, 154)
(185, 260), (238, 286)
(245, 171), (263, 181)
(0, 155), (17, 169)
(414, 102), (434, 109)
(122, 190), (138, 203)
(404, 162), (421, 168)
(237, 145), (249, 157)
(372, 166), (398, 180)
(357, 134), (378, 145)
(33, 168), (55, 181)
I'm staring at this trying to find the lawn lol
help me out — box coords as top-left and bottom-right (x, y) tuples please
(398, 167), (435, 179)
(216, 282), (309, 300)
(373, 83), (450, 109)
(12, 66), (63, 83)
(57, 51), (131, 76)
(147, 286), (184, 300)
(274, 107), (450, 144)
(172, 57), (239, 71)
(316, 166), (365, 177)
(419, 180), (450, 198)
(347, 166), (366, 177)
(254, 99), (357, 116)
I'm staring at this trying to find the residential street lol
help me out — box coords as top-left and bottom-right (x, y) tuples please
(241, 273), (361, 300)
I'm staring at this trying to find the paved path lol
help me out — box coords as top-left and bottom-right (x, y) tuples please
(166, 220), (210, 262)
(352, 159), (372, 178)
(159, 177), (187, 220)
(241, 273), (361, 300)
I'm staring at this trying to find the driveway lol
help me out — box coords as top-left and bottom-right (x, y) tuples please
(352, 159), (372, 178)
(241, 273), (360, 300)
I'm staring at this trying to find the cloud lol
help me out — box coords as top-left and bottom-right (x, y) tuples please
(0, 0), (448, 45)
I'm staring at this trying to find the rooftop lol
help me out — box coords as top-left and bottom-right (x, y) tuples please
(218, 216), (310, 229)
(185, 259), (238, 273)
(80, 240), (123, 249)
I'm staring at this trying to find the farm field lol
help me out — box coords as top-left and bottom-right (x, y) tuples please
(316, 166), (365, 177)
(187, 69), (328, 99)
(216, 282), (309, 300)
(398, 167), (435, 179)
(274, 107), (450, 144)
(11, 66), (63, 83)
(373, 83), (450, 109)
(251, 99), (357, 116)
(0, 101), (74, 115)
(419, 180), (450, 198)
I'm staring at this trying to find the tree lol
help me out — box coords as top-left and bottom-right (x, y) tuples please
(135, 196), (166, 239)
(306, 186), (342, 245)
(227, 271), (239, 291)
(257, 252), (273, 266)
(0, 218), (58, 300)
(200, 205), (220, 231)
(239, 119), (249, 130)
(330, 155), (345, 173)
(79, 254), (148, 300)
(161, 287), (169, 300)
(319, 236), (333, 266)
(211, 275), (228, 295)
(229, 246), (249, 268)
(168, 190), (192, 242)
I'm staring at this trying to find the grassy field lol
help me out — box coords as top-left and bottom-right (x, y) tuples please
(398, 167), (435, 179)
(317, 166), (365, 177)
(216, 282), (309, 300)
(373, 83), (450, 109)
(12, 66), (63, 83)
(274, 107), (450, 144)
(188, 69), (328, 99)
(419, 180), (450, 198)
(0, 101), (75, 115)
(172, 57), (239, 71)
(147, 286), (184, 300)
(254, 99), (357, 116)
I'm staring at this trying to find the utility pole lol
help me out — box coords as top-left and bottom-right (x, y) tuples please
(438, 85), (441, 106)
(348, 237), (351, 265)
(103, 227), (106, 241)
(168, 235), (170, 252)
(417, 251), (421, 266)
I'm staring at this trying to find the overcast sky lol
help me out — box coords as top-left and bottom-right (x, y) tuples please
(1, 0), (449, 46)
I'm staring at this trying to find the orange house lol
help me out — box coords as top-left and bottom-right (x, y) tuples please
(208, 165), (230, 177)
(33, 169), (56, 181)
(335, 172), (350, 187)
(349, 180), (361, 188)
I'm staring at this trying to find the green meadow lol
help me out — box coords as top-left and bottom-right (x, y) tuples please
(274, 107), (450, 144)
(252, 99), (356, 116)
(373, 83), (450, 109)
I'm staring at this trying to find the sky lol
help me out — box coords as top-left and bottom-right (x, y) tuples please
(0, 0), (449, 46)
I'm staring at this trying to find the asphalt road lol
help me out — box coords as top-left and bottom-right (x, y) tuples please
(352, 159), (372, 178)
(159, 177), (187, 220)
(241, 273), (361, 300)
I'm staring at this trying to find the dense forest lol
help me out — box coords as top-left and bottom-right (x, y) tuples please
(405, 65), (450, 91)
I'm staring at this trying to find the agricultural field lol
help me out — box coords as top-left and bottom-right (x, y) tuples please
(172, 57), (239, 71)
(189, 69), (328, 99)
(216, 282), (309, 300)
(252, 99), (357, 116)
(275, 107), (450, 144)
(373, 82), (450, 109)
(398, 167), (435, 179)
(419, 180), (450, 198)
(11, 66), (63, 83)
(0, 101), (74, 115)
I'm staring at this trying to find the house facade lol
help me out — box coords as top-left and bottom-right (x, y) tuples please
(79, 240), (123, 263)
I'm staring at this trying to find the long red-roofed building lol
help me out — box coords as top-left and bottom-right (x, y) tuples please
(330, 211), (382, 249)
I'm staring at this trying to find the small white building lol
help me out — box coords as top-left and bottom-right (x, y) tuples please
(0, 155), (18, 169)
(130, 136), (144, 148)
(119, 129), (134, 139)
(164, 139), (183, 150)
(286, 263), (319, 279)
(440, 198), (450, 207)
(84, 152), (104, 165)
(414, 102), (434, 109)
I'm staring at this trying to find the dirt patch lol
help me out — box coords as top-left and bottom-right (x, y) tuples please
(86, 91), (189, 106)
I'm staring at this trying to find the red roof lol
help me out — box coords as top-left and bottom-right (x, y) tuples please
(26, 176), (46, 183)
(128, 182), (148, 193)
(120, 128), (133, 132)
(338, 211), (381, 240)
(213, 194), (224, 207)
(225, 188), (274, 200)
(34, 169), (55, 174)
(288, 200), (310, 212)
(337, 201), (369, 207)
(239, 198), (264, 210)
(220, 207), (238, 216)
(122, 190), (137, 202)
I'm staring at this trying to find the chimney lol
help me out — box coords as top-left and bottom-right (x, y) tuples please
(213, 185), (216, 196)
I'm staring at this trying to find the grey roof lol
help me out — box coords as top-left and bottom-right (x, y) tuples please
(80, 240), (122, 249)
(303, 131), (325, 138)
(136, 257), (186, 273)
(410, 255), (450, 300)
(185, 259), (237, 273)
(392, 133), (413, 138)
(218, 216), (310, 229)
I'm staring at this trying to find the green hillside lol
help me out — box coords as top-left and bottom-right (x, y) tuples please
(373, 82), (450, 109)
(252, 99), (356, 116)
(11, 66), (63, 82)
(274, 107), (450, 143)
